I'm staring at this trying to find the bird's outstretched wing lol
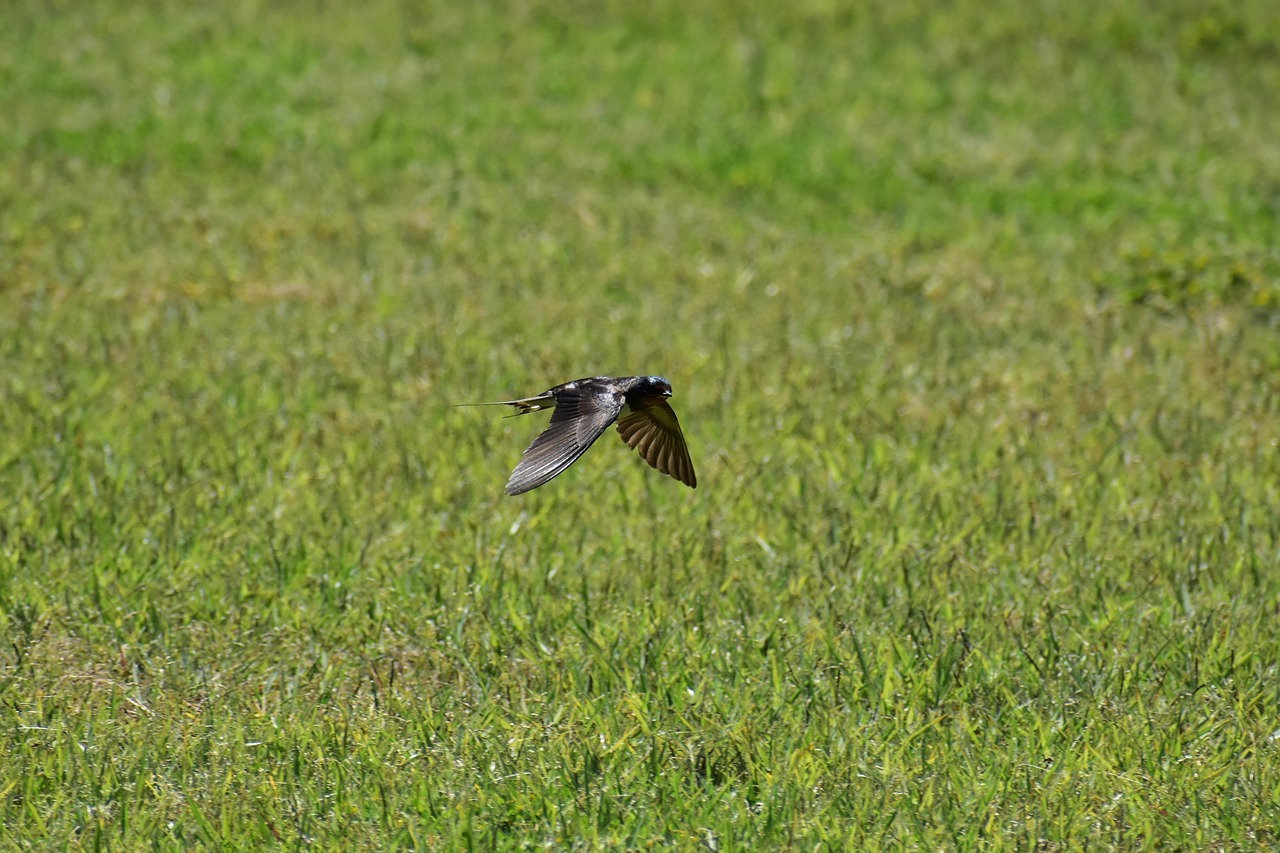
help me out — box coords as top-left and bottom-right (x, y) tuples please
(615, 400), (697, 488)
(505, 386), (627, 495)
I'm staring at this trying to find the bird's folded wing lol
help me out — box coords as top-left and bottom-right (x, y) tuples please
(615, 401), (697, 488)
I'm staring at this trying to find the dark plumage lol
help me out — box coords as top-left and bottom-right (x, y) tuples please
(471, 375), (697, 495)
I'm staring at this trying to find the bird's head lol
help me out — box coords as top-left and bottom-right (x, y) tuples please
(639, 376), (673, 397)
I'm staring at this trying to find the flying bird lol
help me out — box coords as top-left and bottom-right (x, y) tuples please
(471, 375), (697, 495)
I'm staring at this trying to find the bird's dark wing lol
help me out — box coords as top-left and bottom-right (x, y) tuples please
(505, 385), (627, 495)
(615, 400), (697, 488)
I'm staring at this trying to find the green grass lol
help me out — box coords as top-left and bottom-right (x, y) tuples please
(2, 0), (1279, 847)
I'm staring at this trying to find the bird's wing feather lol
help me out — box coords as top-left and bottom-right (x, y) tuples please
(505, 386), (626, 495)
(615, 400), (697, 488)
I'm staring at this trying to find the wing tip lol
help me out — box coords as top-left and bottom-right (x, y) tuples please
(504, 468), (549, 496)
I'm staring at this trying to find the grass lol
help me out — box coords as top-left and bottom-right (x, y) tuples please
(2, 0), (1279, 847)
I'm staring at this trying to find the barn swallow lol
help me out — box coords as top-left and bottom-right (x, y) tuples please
(470, 376), (697, 495)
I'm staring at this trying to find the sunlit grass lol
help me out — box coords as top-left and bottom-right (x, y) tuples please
(2, 0), (1278, 847)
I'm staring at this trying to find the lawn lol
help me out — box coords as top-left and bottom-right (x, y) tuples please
(2, 0), (1279, 847)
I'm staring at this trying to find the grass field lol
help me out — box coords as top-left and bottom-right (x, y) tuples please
(3, 0), (1279, 847)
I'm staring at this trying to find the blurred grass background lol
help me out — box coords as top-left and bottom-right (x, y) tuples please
(2, 0), (1279, 847)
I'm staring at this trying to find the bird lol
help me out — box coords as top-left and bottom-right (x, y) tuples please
(469, 375), (697, 495)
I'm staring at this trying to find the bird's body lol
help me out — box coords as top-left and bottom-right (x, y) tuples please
(472, 375), (697, 495)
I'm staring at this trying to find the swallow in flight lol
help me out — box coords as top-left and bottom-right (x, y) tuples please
(472, 375), (697, 495)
